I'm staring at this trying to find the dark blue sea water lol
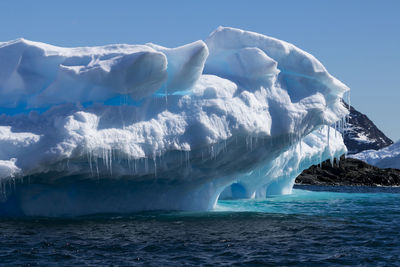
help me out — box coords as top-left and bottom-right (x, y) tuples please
(1, 185), (400, 266)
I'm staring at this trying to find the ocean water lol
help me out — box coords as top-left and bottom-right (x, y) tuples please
(1, 185), (400, 266)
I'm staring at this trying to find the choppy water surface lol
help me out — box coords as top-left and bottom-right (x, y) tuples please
(1, 185), (400, 266)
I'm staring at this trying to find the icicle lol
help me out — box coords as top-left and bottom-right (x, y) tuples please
(246, 135), (254, 151)
(94, 157), (100, 179)
(109, 149), (113, 175)
(87, 149), (93, 177)
(103, 148), (107, 170)
(346, 90), (351, 125)
(327, 125), (330, 148)
(153, 154), (157, 177)
(335, 121), (337, 137)
(210, 145), (214, 160)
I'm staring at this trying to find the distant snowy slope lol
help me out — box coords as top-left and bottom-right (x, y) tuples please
(350, 140), (400, 169)
(343, 102), (393, 154)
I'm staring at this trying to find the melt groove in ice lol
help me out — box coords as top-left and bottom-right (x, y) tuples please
(0, 27), (349, 216)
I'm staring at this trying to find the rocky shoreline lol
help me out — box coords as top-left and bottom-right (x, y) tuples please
(295, 156), (400, 187)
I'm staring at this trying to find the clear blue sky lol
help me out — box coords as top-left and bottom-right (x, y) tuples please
(1, 0), (399, 140)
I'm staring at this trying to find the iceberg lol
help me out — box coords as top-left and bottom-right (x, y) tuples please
(350, 140), (400, 169)
(0, 27), (349, 216)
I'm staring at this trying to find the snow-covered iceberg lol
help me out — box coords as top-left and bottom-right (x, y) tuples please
(0, 27), (349, 216)
(350, 140), (400, 169)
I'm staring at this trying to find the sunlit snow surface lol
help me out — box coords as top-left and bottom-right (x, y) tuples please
(350, 140), (400, 169)
(0, 27), (349, 216)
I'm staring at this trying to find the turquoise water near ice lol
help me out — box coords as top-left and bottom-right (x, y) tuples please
(1, 185), (400, 266)
(218, 185), (400, 215)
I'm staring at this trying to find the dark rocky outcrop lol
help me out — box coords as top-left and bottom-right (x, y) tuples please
(343, 102), (393, 154)
(296, 156), (400, 187)
(295, 103), (397, 187)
